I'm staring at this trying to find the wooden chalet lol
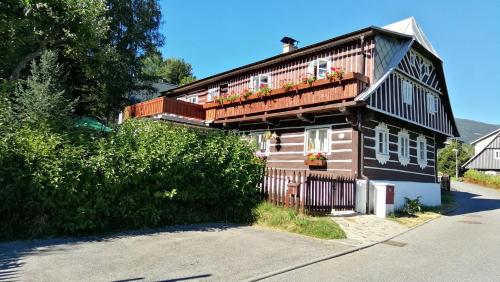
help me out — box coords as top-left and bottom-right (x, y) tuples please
(463, 129), (500, 175)
(122, 17), (459, 212)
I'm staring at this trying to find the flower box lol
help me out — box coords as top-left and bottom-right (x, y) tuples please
(304, 159), (327, 167)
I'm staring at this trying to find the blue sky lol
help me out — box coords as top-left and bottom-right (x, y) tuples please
(159, 0), (500, 124)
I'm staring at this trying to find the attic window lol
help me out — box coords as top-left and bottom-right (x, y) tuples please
(403, 81), (413, 105)
(495, 150), (500, 160)
(308, 59), (330, 79)
(250, 74), (270, 91)
(219, 84), (229, 96)
(427, 93), (438, 114)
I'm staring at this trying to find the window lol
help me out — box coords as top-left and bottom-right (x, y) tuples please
(375, 123), (390, 164)
(250, 74), (270, 91)
(398, 129), (410, 166)
(307, 59), (331, 79)
(427, 93), (438, 114)
(207, 88), (219, 102)
(250, 133), (268, 155)
(305, 127), (329, 153)
(186, 95), (198, 104)
(495, 150), (500, 160)
(219, 84), (229, 96)
(403, 81), (413, 105)
(416, 134), (428, 169)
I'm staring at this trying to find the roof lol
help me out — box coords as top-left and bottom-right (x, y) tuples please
(382, 17), (440, 58)
(163, 26), (413, 95)
(463, 129), (500, 168)
(470, 128), (500, 145)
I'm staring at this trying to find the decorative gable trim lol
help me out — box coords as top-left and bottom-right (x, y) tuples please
(398, 49), (441, 92)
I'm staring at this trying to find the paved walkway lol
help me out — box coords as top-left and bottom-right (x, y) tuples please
(0, 224), (351, 282)
(266, 182), (500, 281)
(332, 214), (408, 245)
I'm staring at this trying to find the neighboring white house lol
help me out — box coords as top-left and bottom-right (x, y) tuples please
(463, 129), (500, 175)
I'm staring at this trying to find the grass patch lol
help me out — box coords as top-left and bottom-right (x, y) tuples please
(388, 191), (456, 228)
(463, 170), (500, 190)
(252, 202), (346, 240)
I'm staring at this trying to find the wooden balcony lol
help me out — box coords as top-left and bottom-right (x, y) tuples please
(123, 96), (205, 120)
(204, 72), (369, 123)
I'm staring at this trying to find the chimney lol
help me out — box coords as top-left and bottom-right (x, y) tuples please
(280, 36), (298, 53)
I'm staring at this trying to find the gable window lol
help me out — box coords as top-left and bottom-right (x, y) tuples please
(403, 81), (413, 105)
(207, 88), (219, 102)
(186, 95), (198, 104)
(305, 127), (329, 153)
(307, 58), (331, 79)
(427, 93), (438, 114)
(495, 150), (500, 160)
(250, 74), (270, 91)
(416, 134), (428, 169)
(398, 129), (410, 166)
(250, 133), (268, 155)
(375, 123), (390, 164)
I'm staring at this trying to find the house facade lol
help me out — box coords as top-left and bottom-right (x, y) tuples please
(463, 129), (500, 175)
(123, 18), (459, 210)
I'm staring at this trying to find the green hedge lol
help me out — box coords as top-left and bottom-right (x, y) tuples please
(0, 119), (264, 239)
(463, 170), (500, 189)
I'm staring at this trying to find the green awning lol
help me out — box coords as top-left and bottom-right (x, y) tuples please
(75, 117), (113, 133)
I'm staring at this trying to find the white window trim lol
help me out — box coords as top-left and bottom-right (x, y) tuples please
(207, 88), (219, 102)
(427, 92), (438, 114)
(250, 132), (269, 156)
(250, 74), (271, 91)
(494, 150), (500, 160)
(186, 94), (198, 104)
(375, 122), (390, 165)
(307, 58), (331, 79)
(416, 134), (428, 169)
(398, 129), (410, 166)
(403, 80), (413, 105)
(304, 126), (331, 155)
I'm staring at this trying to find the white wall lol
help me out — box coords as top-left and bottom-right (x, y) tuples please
(356, 180), (441, 215)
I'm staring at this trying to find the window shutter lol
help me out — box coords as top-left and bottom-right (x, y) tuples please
(249, 76), (255, 91)
(307, 61), (315, 76)
(326, 59), (332, 73)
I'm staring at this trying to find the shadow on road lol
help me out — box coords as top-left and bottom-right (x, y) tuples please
(448, 190), (500, 216)
(0, 223), (239, 281)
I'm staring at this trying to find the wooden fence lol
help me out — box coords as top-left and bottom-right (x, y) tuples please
(259, 168), (357, 214)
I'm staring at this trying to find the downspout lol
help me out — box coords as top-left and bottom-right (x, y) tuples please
(357, 35), (371, 214)
(357, 111), (371, 214)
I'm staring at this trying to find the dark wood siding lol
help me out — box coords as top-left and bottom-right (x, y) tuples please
(239, 115), (356, 176)
(362, 113), (437, 183)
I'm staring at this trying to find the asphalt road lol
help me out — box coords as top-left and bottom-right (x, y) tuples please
(266, 181), (500, 282)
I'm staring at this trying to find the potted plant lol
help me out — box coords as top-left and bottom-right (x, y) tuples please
(304, 152), (327, 167)
(242, 89), (253, 100)
(301, 75), (316, 86)
(326, 67), (345, 81)
(258, 84), (272, 98)
(280, 79), (296, 92)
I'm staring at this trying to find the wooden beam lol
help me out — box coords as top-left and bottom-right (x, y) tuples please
(213, 101), (364, 124)
(262, 116), (280, 126)
(297, 113), (314, 123)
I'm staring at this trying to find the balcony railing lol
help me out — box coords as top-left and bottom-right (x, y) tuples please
(123, 96), (205, 120)
(204, 72), (369, 122)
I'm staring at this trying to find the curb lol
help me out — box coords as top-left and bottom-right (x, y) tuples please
(245, 195), (460, 281)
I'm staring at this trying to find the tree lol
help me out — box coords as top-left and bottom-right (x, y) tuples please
(437, 140), (474, 176)
(141, 55), (196, 85)
(15, 51), (75, 130)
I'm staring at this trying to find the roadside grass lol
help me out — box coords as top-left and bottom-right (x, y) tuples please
(253, 202), (346, 240)
(388, 191), (456, 228)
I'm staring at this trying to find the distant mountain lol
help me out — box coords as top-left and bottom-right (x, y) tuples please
(455, 118), (500, 143)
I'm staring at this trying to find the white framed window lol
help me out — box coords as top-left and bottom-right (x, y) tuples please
(398, 129), (410, 166)
(307, 58), (331, 79)
(305, 127), (330, 153)
(186, 95), (198, 104)
(427, 93), (438, 114)
(250, 74), (271, 91)
(416, 134), (428, 169)
(494, 150), (500, 160)
(403, 81), (413, 105)
(250, 132), (269, 155)
(375, 123), (390, 164)
(207, 88), (219, 102)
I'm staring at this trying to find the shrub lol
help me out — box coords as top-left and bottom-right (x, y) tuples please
(0, 119), (264, 239)
(402, 196), (422, 215)
(464, 170), (500, 189)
